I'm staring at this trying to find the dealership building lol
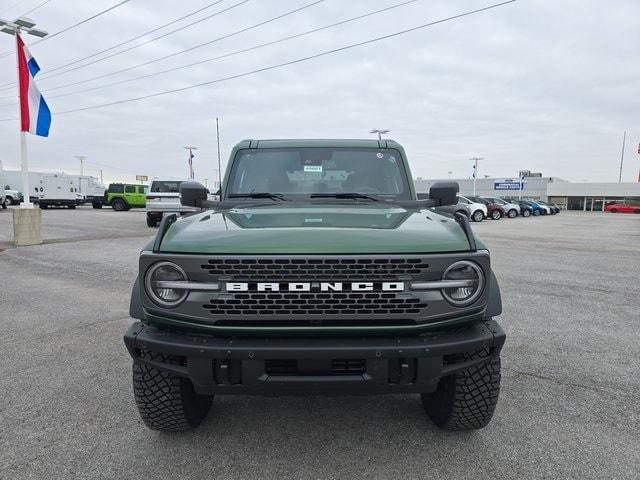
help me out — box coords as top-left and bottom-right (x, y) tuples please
(414, 175), (640, 211)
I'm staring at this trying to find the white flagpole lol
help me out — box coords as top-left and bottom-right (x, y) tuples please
(14, 29), (33, 208)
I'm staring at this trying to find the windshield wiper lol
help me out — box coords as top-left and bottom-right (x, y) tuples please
(227, 192), (288, 201)
(310, 192), (381, 202)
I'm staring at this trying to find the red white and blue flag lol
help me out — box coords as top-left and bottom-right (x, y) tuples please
(17, 34), (51, 137)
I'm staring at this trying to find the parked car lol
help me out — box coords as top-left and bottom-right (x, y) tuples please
(503, 198), (533, 217)
(146, 178), (198, 227)
(545, 202), (561, 214)
(458, 195), (487, 222)
(604, 201), (640, 214)
(536, 200), (557, 214)
(3, 186), (23, 206)
(524, 199), (550, 215)
(433, 201), (471, 219)
(483, 197), (520, 218)
(469, 196), (504, 220)
(104, 183), (147, 211)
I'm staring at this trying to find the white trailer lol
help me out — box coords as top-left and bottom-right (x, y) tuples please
(37, 174), (78, 209)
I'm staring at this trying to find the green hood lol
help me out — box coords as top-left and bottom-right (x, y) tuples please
(159, 204), (477, 254)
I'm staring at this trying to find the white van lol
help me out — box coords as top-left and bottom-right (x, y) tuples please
(37, 174), (78, 209)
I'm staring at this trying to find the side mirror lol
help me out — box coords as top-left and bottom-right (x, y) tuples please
(180, 181), (208, 207)
(429, 182), (459, 206)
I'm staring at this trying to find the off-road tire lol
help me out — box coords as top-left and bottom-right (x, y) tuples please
(472, 210), (484, 222)
(507, 209), (517, 218)
(133, 351), (213, 431)
(522, 209), (531, 217)
(112, 198), (128, 211)
(422, 349), (501, 430)
(491, 210), (501, 220)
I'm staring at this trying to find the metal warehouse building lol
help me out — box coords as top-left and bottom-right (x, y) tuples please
(414, 177), (640, 211)
(414, 176), (566, 201)
(547, 182), (640, 211)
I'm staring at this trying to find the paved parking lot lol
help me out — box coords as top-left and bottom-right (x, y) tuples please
(1, 207), (639, 479)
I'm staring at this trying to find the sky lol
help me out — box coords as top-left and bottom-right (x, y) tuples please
(0, 0), (638, 186)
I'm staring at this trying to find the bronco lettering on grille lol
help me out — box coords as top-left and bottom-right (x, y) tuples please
(226, 282), (404, 292)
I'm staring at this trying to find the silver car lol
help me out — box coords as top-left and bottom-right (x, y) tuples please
(484, 197), (521, 218)
(458, 195), (487, 222)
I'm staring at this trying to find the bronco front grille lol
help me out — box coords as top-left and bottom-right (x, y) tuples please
(200, 257), (429, 280)
(202, 292), (427, 317)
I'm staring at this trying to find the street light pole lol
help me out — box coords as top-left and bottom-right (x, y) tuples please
(470, 157), (482, 196)
(618, 131), (626, 183)
(1, 17), (48, 209)
(184, 146), (198, 179)
(75, 155), (86, 177)
(370, 129), (390, 141)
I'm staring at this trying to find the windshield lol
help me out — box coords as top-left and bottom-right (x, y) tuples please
(225, 147), (411, 200)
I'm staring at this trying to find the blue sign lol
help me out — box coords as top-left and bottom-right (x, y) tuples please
(494, 181), (523, 190)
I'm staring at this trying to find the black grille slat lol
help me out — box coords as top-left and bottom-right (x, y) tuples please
(203, 291), (427, 317)
(200, 257), (429, 280)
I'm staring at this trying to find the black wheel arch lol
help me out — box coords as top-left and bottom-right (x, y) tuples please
(486, 269), (502, 317)
(130, 275), (147, 321)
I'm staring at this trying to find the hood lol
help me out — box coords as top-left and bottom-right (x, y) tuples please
(158, 204), (478, 254)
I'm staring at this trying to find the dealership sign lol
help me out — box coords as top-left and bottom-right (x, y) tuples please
(494, 179), (524, 190)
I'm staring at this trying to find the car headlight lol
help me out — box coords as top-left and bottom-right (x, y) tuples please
(144, 261), (188, 307)
(441, 260), (484, 306)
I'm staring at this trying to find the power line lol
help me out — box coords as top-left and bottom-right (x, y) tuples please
(0, 0), (323, 97)
(0, 0), (29, 16)
(34, 0), (321, 88)
(0, 0), (130, 59)
(20, 0), (54, 17)
(0, 0), (230, 85)
(0, 0), (517, 121)
(35, 0), (420, 101)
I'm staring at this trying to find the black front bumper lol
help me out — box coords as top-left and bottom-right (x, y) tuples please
(124, 320), (505, 395)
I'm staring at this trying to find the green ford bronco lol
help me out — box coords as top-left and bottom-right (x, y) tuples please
(124, 139), (505, 431)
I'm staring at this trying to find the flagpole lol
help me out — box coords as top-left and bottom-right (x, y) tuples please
(14, 28), (32, 208)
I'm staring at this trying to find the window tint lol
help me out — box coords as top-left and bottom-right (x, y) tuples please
(109, 184), (124, 193)
(151, 181), (183, 193)
(125, 185), (135, 193)
(138, 185), (148, 194)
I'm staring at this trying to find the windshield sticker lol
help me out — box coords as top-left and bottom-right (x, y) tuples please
(376, 152), (384, 158)
(304, 165), (323, 173)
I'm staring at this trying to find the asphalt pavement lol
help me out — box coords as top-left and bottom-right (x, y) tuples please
(1, 207), (639, 479)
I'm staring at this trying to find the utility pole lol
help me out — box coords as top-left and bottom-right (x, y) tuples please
(75, 155), (86, 177)
(216, 118), (222, 192)
(99, 169), (103, 183)
(0, 17), (48, 209)
(618, 131), (626, 183)
(470, 157), (482, 196)
(370, 129), (390, 141)
(184, 146), (198, 179)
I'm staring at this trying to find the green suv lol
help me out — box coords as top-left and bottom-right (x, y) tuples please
(124, 139), (505, 432)
(104, 183), (147, 211)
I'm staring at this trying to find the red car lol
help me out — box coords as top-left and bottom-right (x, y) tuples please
(604, 202), (640, 214)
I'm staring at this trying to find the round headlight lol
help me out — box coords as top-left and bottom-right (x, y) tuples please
(144, 261), (188, 307)
(441, 260), (484, 307)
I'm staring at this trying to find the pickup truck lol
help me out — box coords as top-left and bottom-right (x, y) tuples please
(145, 179), (198, 227)
(124, 139), (505, 432)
